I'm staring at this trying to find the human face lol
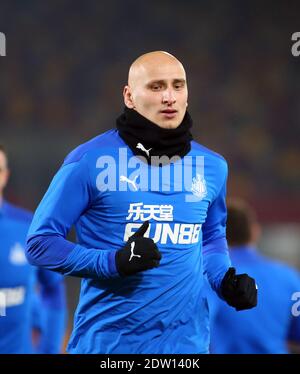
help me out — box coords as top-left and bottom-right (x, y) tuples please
(0, 151), (9, 196)
(124, 59), (188, 129)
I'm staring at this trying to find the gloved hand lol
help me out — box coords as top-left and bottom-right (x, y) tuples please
(115, 221), (162, 277)
(220, 267), (257, 311)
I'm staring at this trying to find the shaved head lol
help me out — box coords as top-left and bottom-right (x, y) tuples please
(124, 51), (188, 129)
(128, 51), (186, 89)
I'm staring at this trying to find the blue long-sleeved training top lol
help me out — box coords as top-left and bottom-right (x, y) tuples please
(206, 246), (300, 353)
(0, 200), (66, 353)
(27, 129), (231, 353)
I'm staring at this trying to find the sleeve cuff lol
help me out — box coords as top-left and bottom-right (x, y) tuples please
(107, 250), (119, 277)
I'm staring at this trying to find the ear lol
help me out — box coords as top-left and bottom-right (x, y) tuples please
(123, 86), (135, 109)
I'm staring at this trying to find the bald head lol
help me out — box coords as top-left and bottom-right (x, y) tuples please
(128, 51), (186, 88)
(124, 51), (188, 129)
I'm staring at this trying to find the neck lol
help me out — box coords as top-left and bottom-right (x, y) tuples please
(116, 107), (193, 164)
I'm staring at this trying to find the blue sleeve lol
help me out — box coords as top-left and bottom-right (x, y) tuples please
(202, 164), (231, 295)
(202, 275), (222, 323)
(288, 275), (300, 343)
(289, 316), (300, 343)
(37, 269), (66, 354)
(26, 155), (118, 280)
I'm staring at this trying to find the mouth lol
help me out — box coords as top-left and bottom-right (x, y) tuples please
(160, 109), (178, 119)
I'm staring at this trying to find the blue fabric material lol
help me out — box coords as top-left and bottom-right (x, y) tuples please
(27, 130), (231, 353)
(206, 245), (300, 353)
(0, 200), (66, 353)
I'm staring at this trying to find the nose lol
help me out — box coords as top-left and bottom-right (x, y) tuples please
(162, 89), (176, 105)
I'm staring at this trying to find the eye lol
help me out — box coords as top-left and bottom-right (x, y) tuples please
(174, 82), (184, 90)
(151, 84), (162, 91)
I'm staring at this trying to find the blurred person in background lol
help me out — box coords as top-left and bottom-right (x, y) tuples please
(26, 51), (257, 354)
(206, 197), (300, 353)
(0, 144), (66, 353)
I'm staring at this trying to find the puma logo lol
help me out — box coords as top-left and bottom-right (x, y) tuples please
(129, 242), (141, 262)
(120, 175), (138, 191)
(136, 143), (152, 158)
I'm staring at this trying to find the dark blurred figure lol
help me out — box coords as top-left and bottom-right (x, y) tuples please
(206, 198), (300, 353)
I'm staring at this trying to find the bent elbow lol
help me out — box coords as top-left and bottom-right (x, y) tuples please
(26, 235), (44, 266)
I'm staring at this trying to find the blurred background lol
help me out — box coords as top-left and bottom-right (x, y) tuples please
(0, 0), (299, 342)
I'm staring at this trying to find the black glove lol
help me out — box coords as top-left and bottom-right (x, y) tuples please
(220, 267), (257, 311)
(115, 221), (162, 277)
